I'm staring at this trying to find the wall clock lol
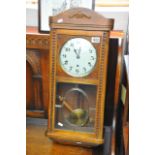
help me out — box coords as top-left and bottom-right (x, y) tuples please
(47, 7), (114, 148)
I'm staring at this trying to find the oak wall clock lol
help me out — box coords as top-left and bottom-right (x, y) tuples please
(47, 7), (114, 147)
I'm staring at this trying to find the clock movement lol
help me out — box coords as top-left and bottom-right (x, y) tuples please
(47, 7), (114, 148)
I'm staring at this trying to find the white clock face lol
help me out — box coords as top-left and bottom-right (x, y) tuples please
(60, 38), (97, 77)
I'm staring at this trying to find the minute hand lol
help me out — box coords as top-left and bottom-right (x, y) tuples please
(77, 47), (81, 57)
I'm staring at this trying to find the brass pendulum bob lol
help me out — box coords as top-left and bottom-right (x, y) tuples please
(67, 108), (88, 126)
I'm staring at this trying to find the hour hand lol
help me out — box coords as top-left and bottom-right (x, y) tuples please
(74, 49), (78, 55)
(74, 49), (80, 59)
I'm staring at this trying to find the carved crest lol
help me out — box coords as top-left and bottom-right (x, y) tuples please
(49, 7), (114, 31)
(69, 11), (91, 19)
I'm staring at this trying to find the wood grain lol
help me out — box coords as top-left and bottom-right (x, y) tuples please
(26, 124), (53, 155)
(55, 29), (103, 80)
(26, 50), (43, 113)
(26, 117), (110, 155)
(26, 28), (125, 154)
(49, 7), (114, 31)
(40, 50), (50, 117)
(27, 118), (93, 155)
(26, 61), (34, 109)
(47, 8), (113, 147)
(26, 110), (45, 118)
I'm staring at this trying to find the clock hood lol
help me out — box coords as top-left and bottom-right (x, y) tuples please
(49, 7), (114, 31)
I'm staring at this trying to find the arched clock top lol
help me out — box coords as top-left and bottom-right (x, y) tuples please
(49, 7), (114, 31)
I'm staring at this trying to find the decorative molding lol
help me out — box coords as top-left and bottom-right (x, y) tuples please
(26, 50), (43, 111)
(26, 31), (123, 51)
(26, 50), (41, 75)
(32, 75), (42, 78)
(50, 8), (114, 31)
(95, 32), (108, 138)
(49, 30), (57, 129)
(26, 34), (50, 50)
(69, 12), (91, 19)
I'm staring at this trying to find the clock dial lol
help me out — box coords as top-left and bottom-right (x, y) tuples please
(60, 38), (97, 77)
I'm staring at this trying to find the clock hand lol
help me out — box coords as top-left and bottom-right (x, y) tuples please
(77, 47), (81, 58)
(74, 49), (78, 56)
(74, 49), (80, 59)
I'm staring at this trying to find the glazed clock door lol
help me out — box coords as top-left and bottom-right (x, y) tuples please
(55, 82), (97, 133)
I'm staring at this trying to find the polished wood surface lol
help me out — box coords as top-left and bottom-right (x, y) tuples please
(123, 125), (129, 155)
(27, 117), (117, 155)
(55, 29), (103, 81)
(40, 50), (50, 116)
(113, 57), (129, 155)
(47, 8), (113, 147)
(26, 110), (45, 118)
(27, 122), (53, 155)
(26, 31), (50, 118)
(26, 26), (124, 51)
(26, 49), (46, 117)
(27, 118), (94, 155)
(26, 61), (34, 109)
(49, 7), (114, 31)
(27, 26), (124, 37)
(111, 36), (124, 155)
(51, 143), (93, 155)
(26, 33), (49, 50)
(26, 27), (124, 120)
(26, 28), (125, 153)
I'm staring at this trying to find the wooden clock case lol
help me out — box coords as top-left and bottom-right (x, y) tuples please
(47, 8), (114, 147)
